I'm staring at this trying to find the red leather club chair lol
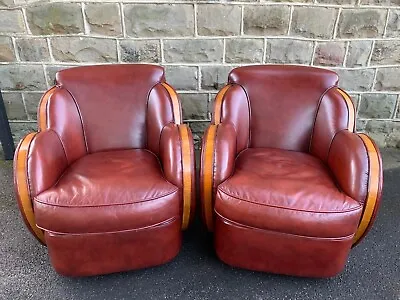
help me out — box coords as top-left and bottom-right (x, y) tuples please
(14, 64), (195, 276)
(200, 65), (383, 278)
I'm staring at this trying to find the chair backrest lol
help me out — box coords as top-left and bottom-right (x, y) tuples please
(54, 64), (166, 153)
(228, 65), (339, 152)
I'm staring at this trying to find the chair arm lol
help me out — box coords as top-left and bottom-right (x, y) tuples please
(159, 123), (195, 230)
(327, 130), (383, 246)
(14, 129), (68, 244)
(200, 122), (238, 231)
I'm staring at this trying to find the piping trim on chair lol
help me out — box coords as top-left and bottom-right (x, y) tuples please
(202, 125), (217, 231)
(214, 85), (231, 124)
(337, 88), (355, 132)
(38, 86), (56, 131)
(179, 124), (192, 230)
(161, 82), (182, 125)
(15, 133), (46, 244)
(353, 134), (380, 245)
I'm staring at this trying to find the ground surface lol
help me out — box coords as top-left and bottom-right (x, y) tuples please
(0, 150), (399, 300)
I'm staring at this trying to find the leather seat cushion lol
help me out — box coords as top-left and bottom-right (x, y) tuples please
(34, 149), (180, 234)
(215, 148), (363, 238)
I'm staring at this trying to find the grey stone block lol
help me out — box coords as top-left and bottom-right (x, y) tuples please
(26, 3), (84, 35)
(0, 37), (15, 62)
(266, 39), (313, 64)
(16, 38), (50, 62)
(197, 5), (241, 36)
(337, 9), (387, 38)
(85, 3), (122, 37)
(120, 40), (160, 63)
(23, 93), (42, 120)
(346, 41), (373, 67)
(164, 39), (223, 63)
(51, 37), (117, 63)
(200, 66), (231, 90)
(0, 10), (25, 33)
(165, 66), (198, 90)
(180, 93), (208, 120)
(124, 4), (194, 37)
(313, 42), (346, 67)
(10, 122), (37, 143)
(375, 68), (400, 91)
(2, 93), (27, 120)
(371, 41), (400, 65)
(291, 7), (337, 39)
(336, 68), (375, 91)
(225, 39), (264, 63)
(359, 94), (397, 119)
(364, 120), (400, 148)
(359, 0), (400, 5)
(0, 65), (46, 91)
(243, 5), (290, 35)
(386, 9), (400, 38)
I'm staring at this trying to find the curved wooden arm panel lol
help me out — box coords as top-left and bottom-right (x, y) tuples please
(353, 133), (383, 246)
(13, 133), (45, 245)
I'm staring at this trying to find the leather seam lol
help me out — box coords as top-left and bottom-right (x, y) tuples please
(215, 212), (355, 240)
(309, 85), (337, 153)
(34, 187), (179, 208)
(48, 128), (69, 166)
(25, 133), (37, 203)
(356, 133), (371, 205)
(217, 188), (362, 214)
(234, 83), (251, 148)
(63, 87), (89, 154)
(38, 216), (178, 236)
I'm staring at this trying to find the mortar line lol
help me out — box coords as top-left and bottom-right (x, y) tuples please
(120, 3), (127, 38)
(194, 3), (198, 37)
(46, 38), (55, 63)
(367, 40), (376, 67)
(11, 37), (20, 62)
(383, 8), (391, 37)
(287, 5), (294, 35)
(81, 3), (90, 35)
(21, 7), (31, 35)
(343, 41), (350, 67)
(333, 7), (342, 39)
(240, 5), (244, 36)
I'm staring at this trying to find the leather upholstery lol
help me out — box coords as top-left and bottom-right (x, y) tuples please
(13, 64), (195, 276)
(201, 65), (383, 278)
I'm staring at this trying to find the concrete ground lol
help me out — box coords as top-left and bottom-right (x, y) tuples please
(0, 149), (399, 300)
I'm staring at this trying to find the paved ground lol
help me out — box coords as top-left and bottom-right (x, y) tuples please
(0, 150), (399, 300)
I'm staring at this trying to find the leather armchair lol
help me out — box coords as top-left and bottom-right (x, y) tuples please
(14, 64), (195, 276)
(200, 65), (383, 278)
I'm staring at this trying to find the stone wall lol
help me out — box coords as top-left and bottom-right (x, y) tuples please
(0, 0), (399, 148)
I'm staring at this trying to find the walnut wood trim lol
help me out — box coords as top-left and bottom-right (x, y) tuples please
(202, 125), (217, 231)
(15, 133), (46, 244)
(38, 87), (56, 131)
(214, 85), (231, 125)
(353, 134), (380, 245)
(337, 88), (355, 132)
(161, 82), (182, 125)
(179, 124), (192, 230)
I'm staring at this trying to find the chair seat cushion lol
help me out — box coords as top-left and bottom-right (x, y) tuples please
(215, 148), (363, 238)
(34, 149), (180, 234)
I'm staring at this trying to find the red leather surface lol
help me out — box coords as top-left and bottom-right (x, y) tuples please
(56, 64), (165, 153)
(45, 87), (87, 164)
(215, 215), (353, 278)
(228, 65), (338, 151)
(27, 130), (68, 197)
(147, 84), (174, 157)
(46, 218), (181, 276)
(34, 149), (180, 234)
(214, 84), (250, 153)
(310, 88), (350, 162)
(328, 130), (369, 203)
(216, 148), (362, 238)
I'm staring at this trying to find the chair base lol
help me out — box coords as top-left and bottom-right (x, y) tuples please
(214, 215), (354, 278)
(45, 218), (181, 276)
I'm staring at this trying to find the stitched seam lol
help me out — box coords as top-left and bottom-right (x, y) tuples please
(217, 188), (362, 213)
(63, 87), (88, 154)
(235, 83), (251, 148)
(356, 134), (372, 210)
(145, 81), (163, 149)
(26, 133), (37, 200)
(160, 82), (179, 125)
(34, 187), (179, 208)
(309, 85), (337, 153)
(38, 217), (177, 236)
(215, 212), (355, 240)
(47, 128), (68, 165)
